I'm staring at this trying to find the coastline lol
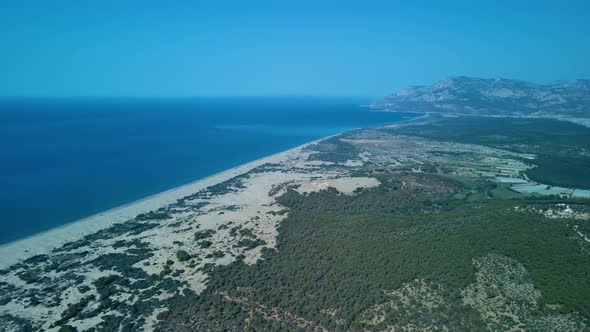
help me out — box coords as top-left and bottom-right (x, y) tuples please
(0, 134), (336, 268)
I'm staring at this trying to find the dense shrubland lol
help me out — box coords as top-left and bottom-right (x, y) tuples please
(160, 176), (590, 331)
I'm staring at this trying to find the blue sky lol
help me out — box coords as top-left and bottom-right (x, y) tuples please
(1, 0), (589, 97)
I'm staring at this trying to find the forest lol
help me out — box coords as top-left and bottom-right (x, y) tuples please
(159, 172), (590, 331)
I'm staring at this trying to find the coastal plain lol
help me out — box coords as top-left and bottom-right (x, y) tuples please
(1, 113), (590, 331)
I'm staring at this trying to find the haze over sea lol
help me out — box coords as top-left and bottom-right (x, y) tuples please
(0, 97), (416, 244)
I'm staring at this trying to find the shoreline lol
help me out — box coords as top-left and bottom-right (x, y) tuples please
(0, 113), (427, 269)
(0, 134), (337, 268)
(370, 108), (590, 128)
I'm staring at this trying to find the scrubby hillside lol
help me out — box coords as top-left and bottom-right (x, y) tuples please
(372, 76), (590, 117)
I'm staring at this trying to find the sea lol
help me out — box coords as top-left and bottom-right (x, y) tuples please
(0, 97), (416, 244)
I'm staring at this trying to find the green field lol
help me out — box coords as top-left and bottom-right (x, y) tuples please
(392, 116), (590, 189)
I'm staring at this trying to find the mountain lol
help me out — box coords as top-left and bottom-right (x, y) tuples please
(372, 76), (590, 117)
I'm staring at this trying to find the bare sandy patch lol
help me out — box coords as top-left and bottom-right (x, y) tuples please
(295, 177), (380, 195)
(0, 133), (376, 331)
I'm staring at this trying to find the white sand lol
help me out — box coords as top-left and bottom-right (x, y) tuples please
(1, 132), (370, 331)
(0, 135), (336, 269)
(295, 177), (381, 195)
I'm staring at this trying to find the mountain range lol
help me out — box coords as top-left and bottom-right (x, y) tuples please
(372, 76), (590, 117)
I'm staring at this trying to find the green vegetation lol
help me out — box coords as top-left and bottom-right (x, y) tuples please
(176, 250), (191, 262)
(52, 295), (95, 327)
(194, 229), (215, 241)
(136, 210), (171, 221)
(276, 172), (461, 214)
(161, 264), (172, 277)
(238, 228), (255, 238)
(160, 180), (590, 330)
(527, 155), (590, 189)
(211, 251), (225, 259)
(6, 117), (590, 331)
(392, 116), (590, 188)
(267, 209), (288, 216)
(199, 240), (213, 249)
(307, 135), (360, 163)
(236, 238), (267, 250)
(57, 325), (78, 332)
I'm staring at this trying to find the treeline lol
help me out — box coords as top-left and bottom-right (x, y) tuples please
(276, 172), (462, 215)
(160, 190), (590, 330)
(392, 116), (590, 189)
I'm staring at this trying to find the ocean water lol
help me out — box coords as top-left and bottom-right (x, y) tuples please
(0, 97), (417, 244)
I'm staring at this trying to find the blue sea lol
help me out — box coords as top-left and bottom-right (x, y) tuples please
(0, 97), (416, 244)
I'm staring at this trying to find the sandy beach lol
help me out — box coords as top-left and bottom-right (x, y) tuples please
(1, 129), (384, 331)
(0, 135), (335, 269)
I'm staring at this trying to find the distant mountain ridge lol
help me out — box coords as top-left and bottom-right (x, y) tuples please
(372, 76), (590, 117)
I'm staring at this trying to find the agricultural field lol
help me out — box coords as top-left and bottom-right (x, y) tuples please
(391, 116), (590, 189)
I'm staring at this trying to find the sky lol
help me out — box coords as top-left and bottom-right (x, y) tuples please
(0, 0), (589, 97)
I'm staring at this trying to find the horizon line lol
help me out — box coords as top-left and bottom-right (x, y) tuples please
(0, 94), (378, 100)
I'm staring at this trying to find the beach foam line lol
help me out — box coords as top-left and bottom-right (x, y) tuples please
(0, 134), (337, 268)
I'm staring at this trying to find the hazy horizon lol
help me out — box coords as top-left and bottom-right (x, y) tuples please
(2, 76), (590, 99)
(2, 2), (590, 331)
(1, 1), (589, 98)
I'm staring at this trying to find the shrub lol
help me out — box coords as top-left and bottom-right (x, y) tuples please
(199, 240), (213, 249)
(176, 250), (191, 262)
(195, 229), (215, 241)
